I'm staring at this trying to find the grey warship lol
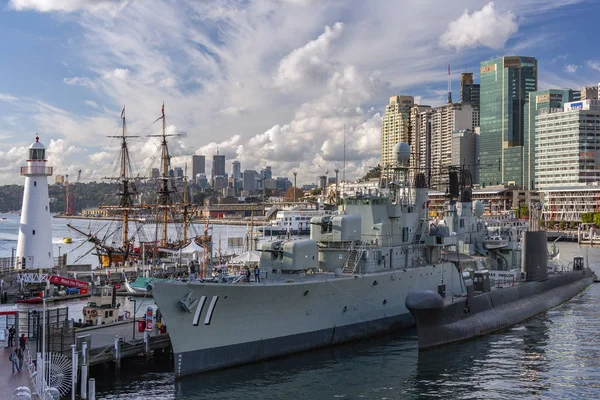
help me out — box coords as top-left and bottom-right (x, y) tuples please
(153, 143), (470, 377)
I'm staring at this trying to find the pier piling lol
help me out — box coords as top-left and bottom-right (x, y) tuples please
(71, 344), (78, 400)
(114, 335), (122, 370)
(144, 330), (150, 362)
(81, 365), (88, 399)
(82, 341), (88, 365)
(88, 378), (95, 400)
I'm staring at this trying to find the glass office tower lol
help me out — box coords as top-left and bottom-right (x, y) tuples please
(479, 56), (537, 187)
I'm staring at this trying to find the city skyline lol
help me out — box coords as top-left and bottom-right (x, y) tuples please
(1, 1), (599, 185)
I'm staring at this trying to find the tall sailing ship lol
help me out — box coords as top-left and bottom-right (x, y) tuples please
(69, 104), (210, 268)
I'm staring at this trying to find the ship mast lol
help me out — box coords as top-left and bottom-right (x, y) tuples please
(103, 106), (142, 249)
(147, 103), (184, 248)
(183, 163), (188, 244)
(120, 107), (130, 248)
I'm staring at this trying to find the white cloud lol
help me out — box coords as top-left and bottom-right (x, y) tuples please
(63, 77), (95, 88)
(274, 22), (344, 91)
(588, 61), (600, 72)
(104, 68), (130, 80)
(0, 93), (19, 102)
(440, 2), (518, 50)
(564, 64), (579, 73)
(2, 0), (591, 185)
(9, 0), (128, 13)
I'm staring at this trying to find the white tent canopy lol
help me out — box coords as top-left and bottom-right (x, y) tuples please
(229, 250), (261, 265)
(180, 240), (205, 254)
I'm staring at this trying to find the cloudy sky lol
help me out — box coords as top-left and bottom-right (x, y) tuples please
(1, 0), (598, 185)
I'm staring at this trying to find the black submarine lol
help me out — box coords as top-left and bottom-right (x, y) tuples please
(406, 169), (596, 350)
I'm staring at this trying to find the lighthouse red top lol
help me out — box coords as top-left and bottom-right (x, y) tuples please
(28, 135), (46, 161)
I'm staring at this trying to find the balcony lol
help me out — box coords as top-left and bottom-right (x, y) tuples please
(20, 166), (53, 176)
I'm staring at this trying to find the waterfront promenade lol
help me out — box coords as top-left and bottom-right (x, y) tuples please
(0, 345), (32, 399)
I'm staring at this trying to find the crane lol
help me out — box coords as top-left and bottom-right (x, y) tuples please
(65, 169), (82, 216)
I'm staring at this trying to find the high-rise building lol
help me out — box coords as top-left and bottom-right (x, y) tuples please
(192, 155), (205, 178)
(409, 105), (432, 176)
(196, 173), (207, 189)
(460, 73), (480, 106)
(479, 56), (537, 188)
(55, 175), (65, 185)
(243, 170), (258, 192)
(212, 154), (226, 188)
(535, 99), (600, 188)
(381, 95), (415, 169)
(275, 177), (292, 191)
(174, 167), (184, 182)
(262, 166), (272, 180)
(232, 161), (241, 180)
(581, 86), (599, 100)
(525, 88), (580, 189)
(417, 103), (479, 189)
(451, 129), (480, 184)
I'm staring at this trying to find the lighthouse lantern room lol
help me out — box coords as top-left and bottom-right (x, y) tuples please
(16, 135), (54, 270)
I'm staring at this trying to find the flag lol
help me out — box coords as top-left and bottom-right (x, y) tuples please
(161, 102), (165, 117)
(121, 105), (125, 119)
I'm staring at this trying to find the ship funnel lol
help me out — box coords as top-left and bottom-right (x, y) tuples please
(448, 170), (459, 199)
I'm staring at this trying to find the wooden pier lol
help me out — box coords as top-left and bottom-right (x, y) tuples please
(76, 320), (170, 367)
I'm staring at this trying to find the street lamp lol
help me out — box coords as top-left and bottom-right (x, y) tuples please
(128, 297), (137, 340)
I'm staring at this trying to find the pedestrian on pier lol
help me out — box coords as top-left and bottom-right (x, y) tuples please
(18, 334), (26, 351)
(9, 348), (21, 373)
(254, 265), (260, 283)
(8, 325), (15, 347)
(15, 346), (23, 371)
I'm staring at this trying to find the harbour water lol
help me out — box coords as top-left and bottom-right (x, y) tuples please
(2, 214), (600, 399)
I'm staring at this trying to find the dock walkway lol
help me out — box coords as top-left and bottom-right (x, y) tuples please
(0, 345), (33, 399)
(76, 320), (170, 367)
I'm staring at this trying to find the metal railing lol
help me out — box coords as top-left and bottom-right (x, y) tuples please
(20, 166), (53, 176)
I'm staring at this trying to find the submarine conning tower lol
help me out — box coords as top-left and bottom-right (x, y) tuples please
(521, 231), (548, 281)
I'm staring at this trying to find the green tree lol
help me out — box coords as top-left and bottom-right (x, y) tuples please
(559, 220), (567, 230)
(518, 206), (529, 219)
(581, 212), (595, 224)
(593, 213), (600, 227)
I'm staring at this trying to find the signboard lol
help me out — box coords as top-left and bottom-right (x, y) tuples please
(536, 93), (563, 103)
(49, 275), (89, 290)
(480, 64), (496, 74)
(568, 101), (584, 111)
(146, 307), (153, 331)
(522, 57), (536, 65)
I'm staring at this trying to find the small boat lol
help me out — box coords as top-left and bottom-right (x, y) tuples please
(82, 285), (127, 325)
(1, 217), (7, 221)
(483, 235), (508, 250)
(62, 237), (73, 244)
(14, 294), (44, 304)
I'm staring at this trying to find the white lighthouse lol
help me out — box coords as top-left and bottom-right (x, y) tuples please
(16, 135), (54, 270)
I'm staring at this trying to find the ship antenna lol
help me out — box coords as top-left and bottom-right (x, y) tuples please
(343, 124), (346, 183)
(447, 64), (452, 104)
